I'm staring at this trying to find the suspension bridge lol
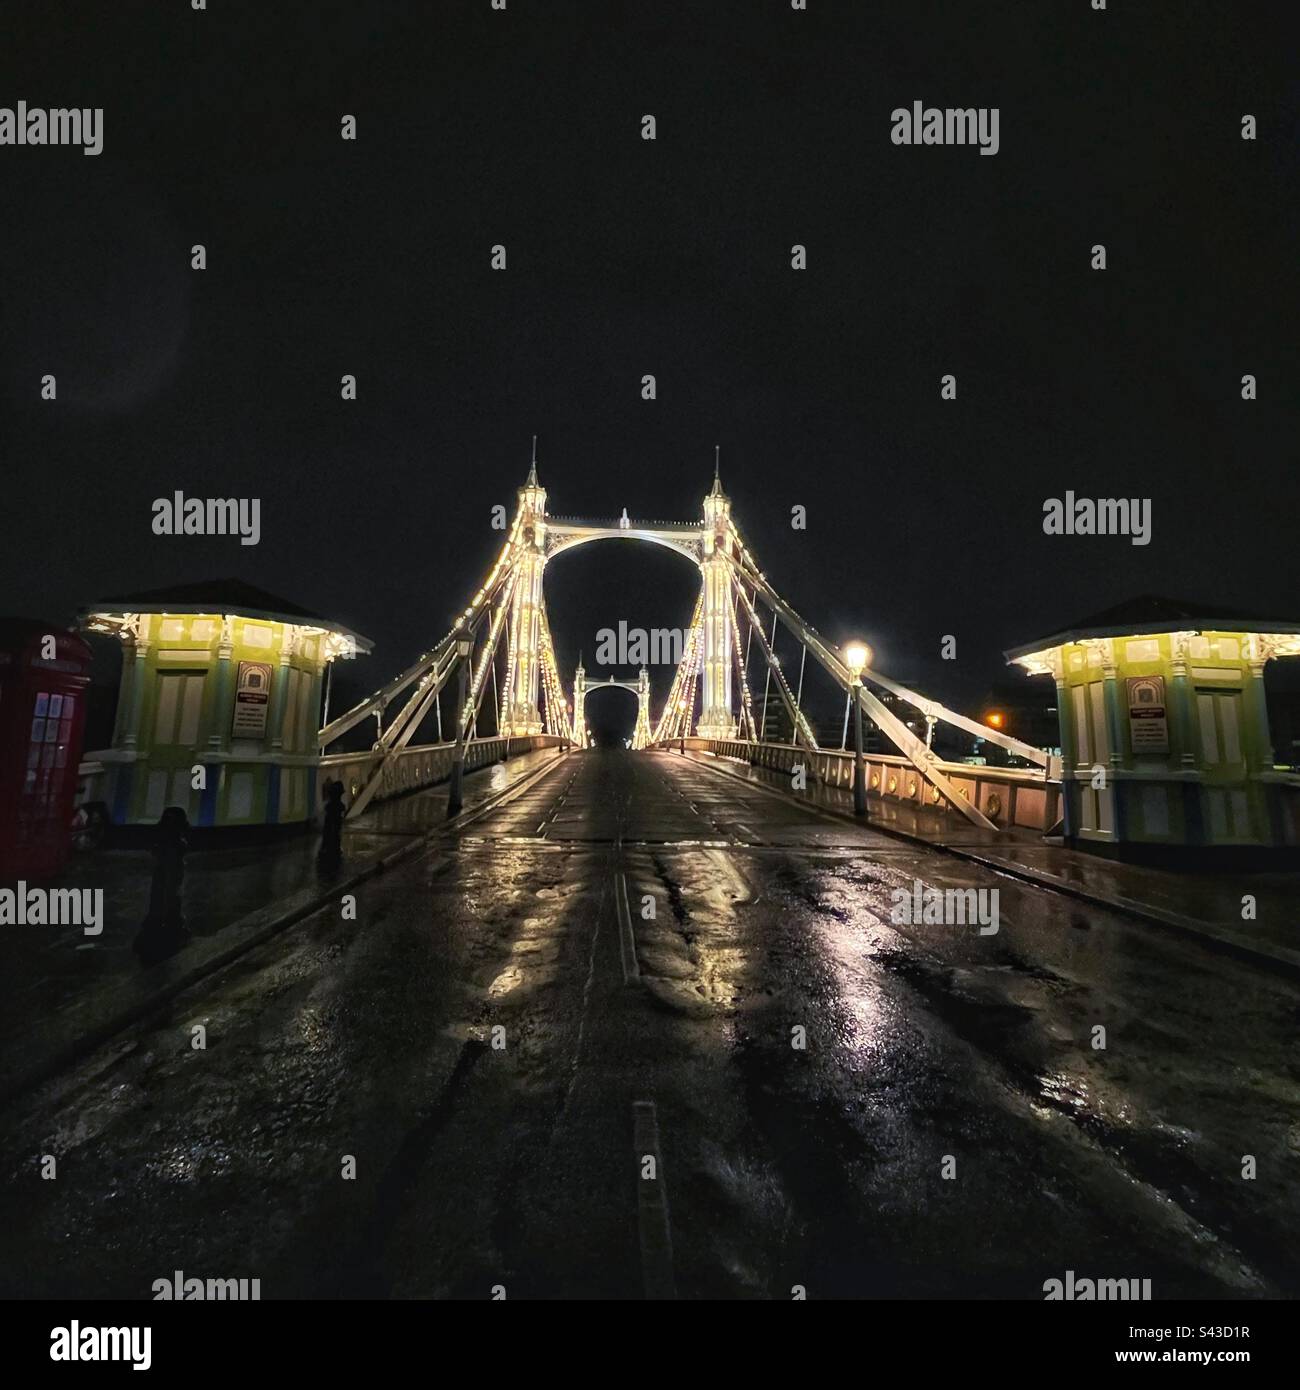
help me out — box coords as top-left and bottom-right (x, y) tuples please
(318, 447), (1061, 831)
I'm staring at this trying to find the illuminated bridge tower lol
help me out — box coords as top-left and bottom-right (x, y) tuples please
(572, 655), (588, 749)
(633, 666), (652, 749)
(502, 461), (547, 735)
(696, 465), (737, 740)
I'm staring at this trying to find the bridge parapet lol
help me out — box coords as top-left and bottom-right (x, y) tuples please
(321, 735), (567, 808)
(658, 738), (1063, 834)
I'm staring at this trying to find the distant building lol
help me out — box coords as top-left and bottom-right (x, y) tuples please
(1268, 688), (1300, 771)
(1007, 595), (1300, 857)
(867, 687), (924, 756)
(965, 681), (1060, 764)
(79, 580), (371, 830)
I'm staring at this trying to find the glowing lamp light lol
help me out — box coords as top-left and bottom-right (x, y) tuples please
(985, 711), (1005, 730)
(843, 642), (872, 679)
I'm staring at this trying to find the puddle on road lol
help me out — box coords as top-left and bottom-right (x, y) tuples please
(487, 966), (524, 999)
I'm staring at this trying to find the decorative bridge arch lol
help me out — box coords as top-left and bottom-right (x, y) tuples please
(544, 520), (702, 565)
(319, 443), (1055, 828)
(497, 458), (736, 742)
(572, 662), (652, 750)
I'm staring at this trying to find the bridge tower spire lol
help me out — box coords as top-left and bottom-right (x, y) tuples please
(502, 447), (548, 734)
(697, 450), (738, 739)
(633, 665), (653, 750)
(573, 652), (587, 748)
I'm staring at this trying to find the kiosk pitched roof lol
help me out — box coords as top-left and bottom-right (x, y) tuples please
(81, 579), (373, 650)
(1006, 594), (1300, 663)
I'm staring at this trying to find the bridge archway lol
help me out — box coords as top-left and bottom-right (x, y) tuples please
(543, 531), (700, 741)
(500, 470), (737, 741)
(545, 525), (702, 566)
(572, 664), (652, 749)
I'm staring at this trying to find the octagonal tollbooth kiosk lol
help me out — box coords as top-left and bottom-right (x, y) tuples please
(79, 581), (371, 831)
(1007, 596), (1300, 858)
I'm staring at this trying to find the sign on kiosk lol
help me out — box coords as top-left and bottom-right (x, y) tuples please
(1126, 675), (1170, 753)
(232, 660), (273, 738)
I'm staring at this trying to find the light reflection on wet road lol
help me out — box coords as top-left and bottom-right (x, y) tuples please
(1, 749), (1296, 1299)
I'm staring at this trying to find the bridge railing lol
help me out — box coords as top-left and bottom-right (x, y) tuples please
(321, 735), (568, 807)
(656, 737), (1062, 833)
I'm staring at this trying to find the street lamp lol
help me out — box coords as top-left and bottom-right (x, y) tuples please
(678, 698), (688, 754)
(446, 630), (473, 817)
(843, 641), (872, 816)
(985, 711), (1005, 730)
(844, 642), (870, 679)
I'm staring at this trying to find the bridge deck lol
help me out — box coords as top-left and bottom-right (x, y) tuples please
(2, 749), (1298, 1298)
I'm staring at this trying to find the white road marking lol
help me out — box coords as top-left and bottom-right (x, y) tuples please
(615, 870), (639, 983)
(632, 1100), (677, 1300)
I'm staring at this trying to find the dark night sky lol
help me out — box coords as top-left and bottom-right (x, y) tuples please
(2, 1), (1297, 739)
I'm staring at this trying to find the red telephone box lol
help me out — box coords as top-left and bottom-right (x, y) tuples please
(0, 620), (93, 879)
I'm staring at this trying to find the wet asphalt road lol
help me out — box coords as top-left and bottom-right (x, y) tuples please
(2, 749), (1298, 1300)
